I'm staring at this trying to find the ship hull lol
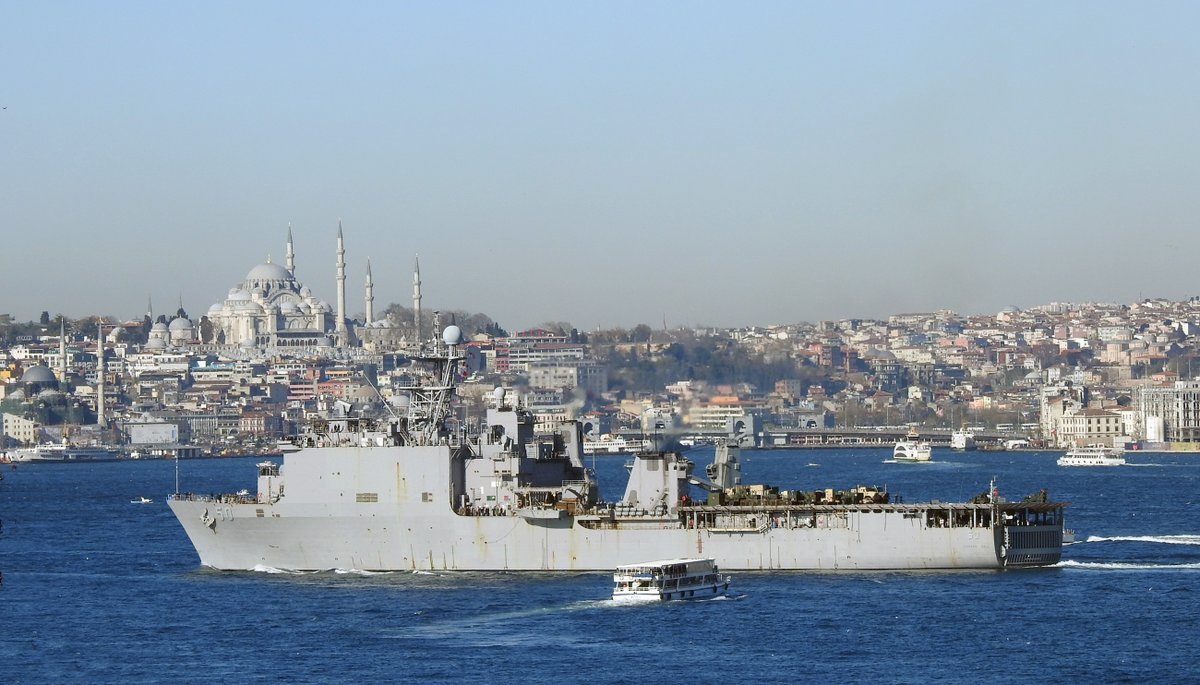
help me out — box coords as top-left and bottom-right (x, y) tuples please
(168, 444), (1062, 572)
(168, 498), (1027, 571)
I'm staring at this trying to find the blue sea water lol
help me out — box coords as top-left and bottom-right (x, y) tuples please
(1, 448), (1197, 684)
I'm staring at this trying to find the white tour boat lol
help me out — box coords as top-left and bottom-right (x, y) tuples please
(950, 429), (976, 451)
(612, 558), (731, 602)
(893, 432), (932, 462)
(583, 435), (646, 455)
(9, 443), (120, 463)
(1057, 445), (1126, 467)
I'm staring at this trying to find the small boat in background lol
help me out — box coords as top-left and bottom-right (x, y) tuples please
(131, 496), (154, 504)
(893, 430), (932, 462)
(951, 428), (976, 451)
(1058, 445), (1125, 467)
(612, 558), (730, 602)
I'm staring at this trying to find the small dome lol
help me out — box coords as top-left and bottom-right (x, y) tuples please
(234, 300), (264, 313)
(168, 317), (193, 331)
(227, 288), (251, 301)
(145, 338), (167, 350)
(37, 388), (63, 401)
(316, 336), (333, 347)
(246, 262), (293, 282)
(21, 365), (57, 384)
(279, 301), (300, 314)
(240, 337), (256, 348)
(151, 321), (169, 332)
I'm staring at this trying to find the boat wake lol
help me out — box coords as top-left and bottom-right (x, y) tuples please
(248, 564), (416, 576)
(249, 564), (310, 575)
(1084, 534), (1200, 546)
(1056, 559), (1200, 571)
(607, 593), (741, 606)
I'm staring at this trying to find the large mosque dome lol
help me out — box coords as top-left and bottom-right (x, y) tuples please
(246, 262), (293, 282)
(21, 365), (57, 385)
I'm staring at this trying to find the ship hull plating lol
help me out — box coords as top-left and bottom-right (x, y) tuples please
(167, 446), (1060, 572)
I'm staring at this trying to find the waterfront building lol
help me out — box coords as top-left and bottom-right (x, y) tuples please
(1056, 406), (1128, 448)
(1041, 383), (1088, 447)
(1137, 380), (1200, 443)
(2, 412), (39, 446)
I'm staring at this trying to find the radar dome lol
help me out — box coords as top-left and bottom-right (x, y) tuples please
(442, 325), (463, 346)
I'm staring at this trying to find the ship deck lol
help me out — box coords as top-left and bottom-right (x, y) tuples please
(677, 501), (1065, 514)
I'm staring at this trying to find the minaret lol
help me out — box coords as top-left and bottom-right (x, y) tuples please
(96, 324), (107, 428)
(59, 319), (68, 384)
(335, 221), (347, 345)
(412, 255), (422, 343)
(364, 258), (375, 324)
(285, 224), (296, 276)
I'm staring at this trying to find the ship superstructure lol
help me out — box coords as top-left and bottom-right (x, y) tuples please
(168, 327), (1066, 572)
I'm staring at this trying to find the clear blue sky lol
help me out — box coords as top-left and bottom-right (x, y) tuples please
(3, 2), (1199, 329)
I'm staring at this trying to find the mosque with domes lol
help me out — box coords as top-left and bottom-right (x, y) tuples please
(202, 226), (362, 349)
(135, 225), (421, 353)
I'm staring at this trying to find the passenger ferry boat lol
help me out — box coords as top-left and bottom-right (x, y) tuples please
(612, 558), (730, 602)
(8, 443), (120, 463)
(1057, 445), (1126, 467)
(893, 431), (932, 462)
(950, 429), (976, 451)
(582, 435), (645, 455)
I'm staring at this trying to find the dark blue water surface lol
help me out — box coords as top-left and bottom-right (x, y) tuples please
(2, 448), (1197, 684)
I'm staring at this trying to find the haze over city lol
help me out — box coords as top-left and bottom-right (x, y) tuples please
(4, 2), (1200, 329)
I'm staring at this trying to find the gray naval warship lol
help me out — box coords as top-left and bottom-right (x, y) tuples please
(168, 326), (1066, 572)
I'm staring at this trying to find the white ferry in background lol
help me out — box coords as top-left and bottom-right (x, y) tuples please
(893, 431), (932, 462)
(583, 435), (645, 455)
(951, 429), (976, 451)
(612, 558), (730, 602)
(1057, 445), (1126, 467)
(8, 443), (121, 464)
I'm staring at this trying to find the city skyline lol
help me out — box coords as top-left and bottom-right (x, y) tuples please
(4, 3), (1200, 328)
